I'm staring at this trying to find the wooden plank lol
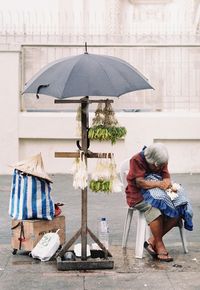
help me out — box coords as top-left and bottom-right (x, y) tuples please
(54, 99), (114, 104)
(89, 99), (114, 104)
(55, 152), (79, 158)
(56, 228), (81, 257)
(87, 152), (113, 158)
(57, 256), (114, 271)
(55, 151), (113, 158)
(54, 99), (83, 104)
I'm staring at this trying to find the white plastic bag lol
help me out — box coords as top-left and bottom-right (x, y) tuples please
(31, 230), (60, 261)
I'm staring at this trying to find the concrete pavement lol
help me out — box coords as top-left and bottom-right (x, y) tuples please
(0, 173), (199, 290)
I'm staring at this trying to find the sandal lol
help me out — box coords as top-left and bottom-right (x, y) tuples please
(144, 241), (157, 258)
(157, 252), (173, 262)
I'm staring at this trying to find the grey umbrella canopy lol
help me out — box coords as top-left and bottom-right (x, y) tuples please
(23, 52), (153, 99)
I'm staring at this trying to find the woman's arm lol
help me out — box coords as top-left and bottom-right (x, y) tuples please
(136, 177), (171, 190)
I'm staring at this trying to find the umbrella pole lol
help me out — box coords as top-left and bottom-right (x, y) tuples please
(81, 188), (87, 260)
(54, 98), (114, 268)
(80, 96), (89, 260)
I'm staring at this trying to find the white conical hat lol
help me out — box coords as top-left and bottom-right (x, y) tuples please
(13, 153), (52, 182)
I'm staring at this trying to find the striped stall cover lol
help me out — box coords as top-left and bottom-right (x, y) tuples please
(9, 169), (55, 220)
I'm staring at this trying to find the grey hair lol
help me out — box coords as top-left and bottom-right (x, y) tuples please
(144, 143), (169, 166)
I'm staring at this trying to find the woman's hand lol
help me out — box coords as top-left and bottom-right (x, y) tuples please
(158, 178), (171, 190)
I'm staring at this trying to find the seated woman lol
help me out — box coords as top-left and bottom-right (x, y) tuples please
(125, 143), (193, 262)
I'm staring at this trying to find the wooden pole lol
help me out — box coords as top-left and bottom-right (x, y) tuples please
(54, 98), (114, 261)
(80, 96), (89, 260)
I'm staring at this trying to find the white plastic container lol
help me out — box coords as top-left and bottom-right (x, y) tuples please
(98, 217), (109, 250)
(74, 243), (91, 257)
(31, 230), (60, 262)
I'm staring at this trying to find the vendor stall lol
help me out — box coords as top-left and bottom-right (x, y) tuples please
(23, 43), (153, 270)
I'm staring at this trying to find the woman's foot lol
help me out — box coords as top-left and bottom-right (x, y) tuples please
(144, 241), (157, 258)
(148, 239), (173, 261)
(157, 252), (173, 262)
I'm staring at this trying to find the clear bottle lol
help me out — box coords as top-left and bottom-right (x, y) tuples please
(98, 217), (109, 250)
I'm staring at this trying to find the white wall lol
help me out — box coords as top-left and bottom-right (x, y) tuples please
(17, 111), (200, 175)
(0, 51), (20, 174)
(1, 50), (200, 176)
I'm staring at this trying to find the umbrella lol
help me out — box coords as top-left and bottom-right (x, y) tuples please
(23, 48), (153, 99)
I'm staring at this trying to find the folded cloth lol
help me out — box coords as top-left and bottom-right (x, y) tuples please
(141, 174), (193, 231)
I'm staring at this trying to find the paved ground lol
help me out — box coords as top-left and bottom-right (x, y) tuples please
(0, 173), (200, 290)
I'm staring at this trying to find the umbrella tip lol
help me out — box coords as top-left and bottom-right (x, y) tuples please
(84, 42), (88, 54)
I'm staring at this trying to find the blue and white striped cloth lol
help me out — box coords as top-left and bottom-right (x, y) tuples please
(9, 169), (55, 220)
(141, 174), (193, 231)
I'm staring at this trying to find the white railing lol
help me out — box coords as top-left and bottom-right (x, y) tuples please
(21, 44), (200, 112)
(0, 10), (199, 45)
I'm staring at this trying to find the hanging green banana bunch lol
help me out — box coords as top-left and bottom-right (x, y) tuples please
(89, 154), (123, 193)
(88, 101), (127, 144)
(88, 125), (126, 144)
(89, 179), (112, 193)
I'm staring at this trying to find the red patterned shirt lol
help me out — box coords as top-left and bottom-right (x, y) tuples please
(125, 151), (170, 207)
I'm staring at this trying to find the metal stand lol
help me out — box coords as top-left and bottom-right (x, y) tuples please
(54, 97), (114, 270)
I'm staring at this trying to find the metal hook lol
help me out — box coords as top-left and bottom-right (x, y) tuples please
(84, 42), (88, 54)
(36, 84), (49, 99)
(76, 140), (82, 150)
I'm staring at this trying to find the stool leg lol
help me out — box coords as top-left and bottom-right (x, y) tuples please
(135, 211), (146, 259)
(145, 224), (151, 241)
(179, 225), (188, 253)
(122, 208), (134, 248)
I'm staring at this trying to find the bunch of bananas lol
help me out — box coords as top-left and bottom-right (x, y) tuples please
(89, 179), (112, 193)
(88, 125), (127, 144)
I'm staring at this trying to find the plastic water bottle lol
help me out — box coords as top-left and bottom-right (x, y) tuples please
(98, 217), (109, 250)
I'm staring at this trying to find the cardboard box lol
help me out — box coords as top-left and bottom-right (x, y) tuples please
(11, 216), (65, 251)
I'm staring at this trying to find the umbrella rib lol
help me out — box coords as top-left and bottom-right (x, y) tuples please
(61, 55), (83, 97)
(117, 66), (137, 91)
(102, 55), (153, 94)
(114, 62), (152, 94)
(93, 56), (150, 96)
(92, 57), (118, 96)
